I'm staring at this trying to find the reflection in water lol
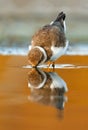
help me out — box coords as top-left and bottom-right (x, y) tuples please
(28, 68), (68, 110)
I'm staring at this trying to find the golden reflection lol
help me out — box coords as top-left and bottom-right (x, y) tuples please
(28, 68), (68, 110)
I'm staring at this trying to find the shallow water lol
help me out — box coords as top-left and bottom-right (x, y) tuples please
(0, 55), (88, 130)
(0, 43), (88, 55)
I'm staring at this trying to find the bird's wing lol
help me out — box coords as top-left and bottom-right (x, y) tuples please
(49, 26), (66, 47)
(31, 26), (52, 47)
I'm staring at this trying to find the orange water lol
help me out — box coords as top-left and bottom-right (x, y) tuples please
(0, 55), (88, 130)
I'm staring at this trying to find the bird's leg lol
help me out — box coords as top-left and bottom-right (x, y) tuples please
(47, 61), (55, 71)
(48, 61), (55, 67)
(52, 61), (55, 68)
(52, 61), (55, 71)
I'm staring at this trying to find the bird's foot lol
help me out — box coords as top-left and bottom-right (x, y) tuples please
(47, 61), (55, 72)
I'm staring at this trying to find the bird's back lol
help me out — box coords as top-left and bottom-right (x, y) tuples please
(28, 12), (68, 66)
(32, 25), (66, 48)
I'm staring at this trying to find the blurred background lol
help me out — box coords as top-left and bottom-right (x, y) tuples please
(0, 0), (88, 55)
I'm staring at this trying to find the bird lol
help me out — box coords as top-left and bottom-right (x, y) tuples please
(28, 68), (68, 93)
(28, 68), (68, 109)
(28, 12), (69, 67)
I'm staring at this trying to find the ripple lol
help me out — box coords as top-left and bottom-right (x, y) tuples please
(23, 64), (88, 69)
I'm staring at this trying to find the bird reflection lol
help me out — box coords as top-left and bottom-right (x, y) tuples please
(28, 68), (68, 110)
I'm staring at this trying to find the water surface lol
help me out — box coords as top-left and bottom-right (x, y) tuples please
(0, 55), (88, 130)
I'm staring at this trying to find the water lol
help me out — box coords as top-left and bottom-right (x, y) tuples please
(0, 55), (88, 130)
(0, 1), (88, 129)
(0, 42), (88, 56)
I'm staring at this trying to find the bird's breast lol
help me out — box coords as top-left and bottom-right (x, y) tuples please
(50, 40), (69, 61)
(50, 46), (64, 61)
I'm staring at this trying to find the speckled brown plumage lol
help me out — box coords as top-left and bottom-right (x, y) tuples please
(32, 25), (66, 59)
(28, 68), (44, 88)
(28, 68), (67, 110)
(28, 12), (67, 66)
(28, 48), (44, 66)
(28, 68), (52, 89)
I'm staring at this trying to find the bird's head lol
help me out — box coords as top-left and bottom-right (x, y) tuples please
(28, 46), (47, 67)
(28, 68), (46, 89)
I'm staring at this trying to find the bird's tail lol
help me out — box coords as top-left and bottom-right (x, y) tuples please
(54, 12), (66, 22)
(50, 12), (66, 33)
